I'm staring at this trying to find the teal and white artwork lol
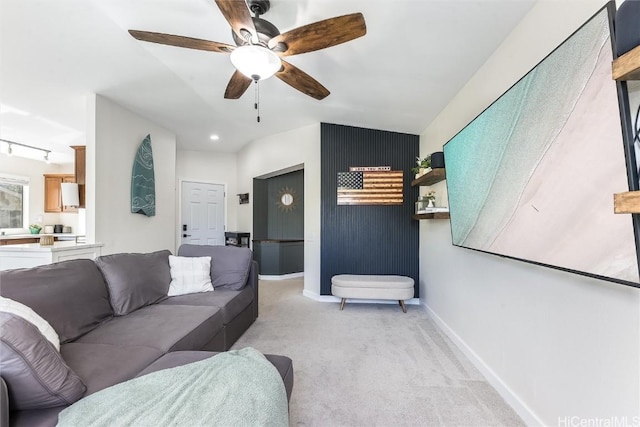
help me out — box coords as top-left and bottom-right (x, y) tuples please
(131, 134), (156, 217)
(444, 6), (639, 285)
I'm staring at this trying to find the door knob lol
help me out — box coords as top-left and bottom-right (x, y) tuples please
(182, 234), (191, 238)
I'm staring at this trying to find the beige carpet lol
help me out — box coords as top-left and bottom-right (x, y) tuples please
(232, 278), (524, 427)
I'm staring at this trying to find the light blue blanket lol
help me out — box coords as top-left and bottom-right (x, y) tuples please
(57, 347), (289, 427)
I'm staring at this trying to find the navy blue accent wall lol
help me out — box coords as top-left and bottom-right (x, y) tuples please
(320, 123), (420, 296)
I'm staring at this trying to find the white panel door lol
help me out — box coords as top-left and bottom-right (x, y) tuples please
(181, 181), (225, 246)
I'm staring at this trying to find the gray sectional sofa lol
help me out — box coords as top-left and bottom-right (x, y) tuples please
(0, 245), (293, 427)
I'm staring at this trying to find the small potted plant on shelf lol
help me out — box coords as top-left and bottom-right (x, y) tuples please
(411, 155), (431, 178)
(29, 224), (42, 234)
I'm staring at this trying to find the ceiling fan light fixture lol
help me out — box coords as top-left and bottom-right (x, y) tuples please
(230, 45), (281, 81)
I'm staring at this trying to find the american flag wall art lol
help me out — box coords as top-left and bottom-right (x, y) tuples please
(337, 167), (404, 205)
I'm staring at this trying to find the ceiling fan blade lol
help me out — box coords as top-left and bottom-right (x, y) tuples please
(268, 13), (366, 57)
(224, 70), (253, 99)
(215, 0), (257, 43)
(129, 30), (234, 53)
(276, 60), (330, 100)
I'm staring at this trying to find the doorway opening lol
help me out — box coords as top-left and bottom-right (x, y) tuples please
(253, 165), (304, 279)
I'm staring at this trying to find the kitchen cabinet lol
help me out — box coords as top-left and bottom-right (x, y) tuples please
(71, 145), (86, 208)
(44, 174), (76, 213)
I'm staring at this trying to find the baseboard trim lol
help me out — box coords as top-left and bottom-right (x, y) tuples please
(259, 272), (304, 281)
(302, 289), (420, 306)
(425, 304), (543, 427)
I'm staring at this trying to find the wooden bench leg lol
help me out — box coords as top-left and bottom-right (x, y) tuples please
(340, 298), (346, 310)
(399, 300), (407, 313)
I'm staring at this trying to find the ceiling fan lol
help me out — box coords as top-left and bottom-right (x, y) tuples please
(129, 0), (367, 100)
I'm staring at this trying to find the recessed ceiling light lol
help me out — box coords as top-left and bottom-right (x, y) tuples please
(210, 134), (220, 141)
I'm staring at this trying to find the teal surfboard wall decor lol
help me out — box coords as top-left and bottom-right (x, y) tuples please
(131, 134), (156, 217)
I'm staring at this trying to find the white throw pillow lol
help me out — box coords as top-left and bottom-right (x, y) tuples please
(168, 255), (214, 296)
(0, 296), (60, 351)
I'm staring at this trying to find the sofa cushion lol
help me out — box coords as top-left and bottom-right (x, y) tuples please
(160, 287), (253, 324)
(177, 244), (252, 290)
(168, 255), (213, 296)
(74, 304), (224, 352)
(95, 250), (172, 316)
(0, 259), (113, 343)
(0, 312), (86, 410)
(61, 343), (164, 396)
(0, 296), (59, 351)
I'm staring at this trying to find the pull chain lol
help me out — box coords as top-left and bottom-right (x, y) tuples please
(254, 79), (260, 123)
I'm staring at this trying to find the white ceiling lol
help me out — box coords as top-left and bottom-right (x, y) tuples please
(0, 0), (535, 163)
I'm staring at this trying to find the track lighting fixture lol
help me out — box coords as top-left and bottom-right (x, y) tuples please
(1, 139), (51, 162)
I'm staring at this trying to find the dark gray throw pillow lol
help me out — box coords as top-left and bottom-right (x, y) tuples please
(95, 250), (172, 316)
(0, 312), (86, 410)
(177, 245), (251, 290)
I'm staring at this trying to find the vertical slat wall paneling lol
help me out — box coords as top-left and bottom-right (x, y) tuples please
(267, 170), (304, 239)
(252, 178), (269, 239)
(320, 123), (420, 296)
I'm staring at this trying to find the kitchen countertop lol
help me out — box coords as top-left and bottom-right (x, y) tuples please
(0, 233), (81, 240)
(0, 241), (102, 252)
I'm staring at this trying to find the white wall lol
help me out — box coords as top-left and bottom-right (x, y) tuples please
(236, 123), (321, 295)
(87, 94), (177, 254)
(176, 150), (238, 243)
(0, 155), (79, 232)
(419, 1), (640, 425)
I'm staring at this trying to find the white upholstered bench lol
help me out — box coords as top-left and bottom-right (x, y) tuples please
(331, 274), (414, 313)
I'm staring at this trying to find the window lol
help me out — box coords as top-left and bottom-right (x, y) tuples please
(0, 175), (29, 229)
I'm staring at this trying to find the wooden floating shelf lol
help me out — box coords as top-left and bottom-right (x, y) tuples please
(614, 191), (640, 214)
(611, 44), (640, 212)
(412, 212), (450, 220)
(612, 44), (640, 81)
(411, 168), (446, 186)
